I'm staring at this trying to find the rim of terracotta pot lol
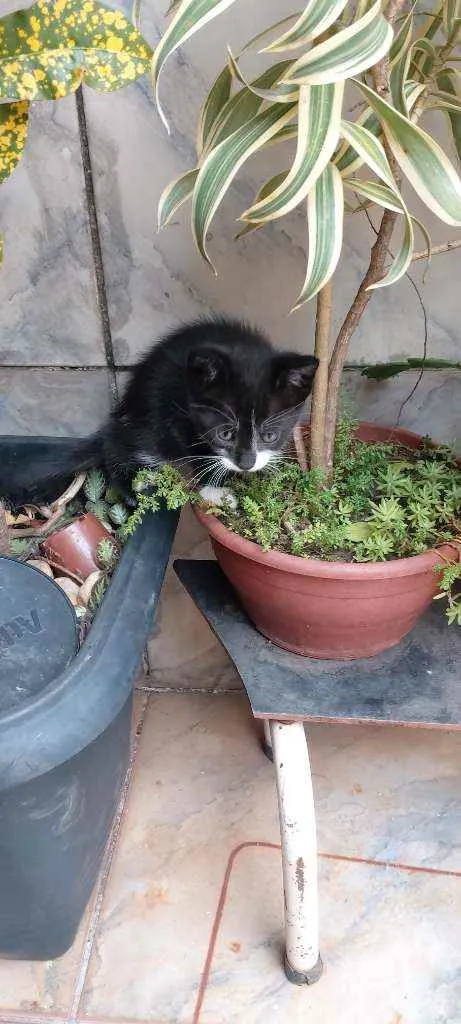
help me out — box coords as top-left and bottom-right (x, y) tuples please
(194, 422), (458, 580)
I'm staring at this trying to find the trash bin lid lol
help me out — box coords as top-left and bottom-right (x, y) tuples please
(0, 557), (78, 716)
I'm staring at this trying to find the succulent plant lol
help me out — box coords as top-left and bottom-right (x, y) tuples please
(84, 469), (106, 503)
(85, 499), (110, 523)
(108, 503), (128, 527)
(97, 538), (117, 569)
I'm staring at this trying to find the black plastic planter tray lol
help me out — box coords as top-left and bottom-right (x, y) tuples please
(0, 437), (179, 960)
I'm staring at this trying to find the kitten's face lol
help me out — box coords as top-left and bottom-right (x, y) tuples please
(186, 347), (318, 474)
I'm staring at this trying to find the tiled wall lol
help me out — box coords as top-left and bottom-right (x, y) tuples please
(0, 0), (459, 445)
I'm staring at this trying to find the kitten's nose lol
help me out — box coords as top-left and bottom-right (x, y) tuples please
(239, 450), (256, 472)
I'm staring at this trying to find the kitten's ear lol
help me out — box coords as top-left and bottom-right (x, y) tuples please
(272, 354), (319, 405)
(187, 348), (228, 393)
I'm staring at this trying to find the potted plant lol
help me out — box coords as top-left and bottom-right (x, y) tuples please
(0, 436), (179, 960)
(150, 0), (461, 658)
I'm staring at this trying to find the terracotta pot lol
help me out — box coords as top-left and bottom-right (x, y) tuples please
(41, 513), (113, 584)
(195, 424), (458, 660)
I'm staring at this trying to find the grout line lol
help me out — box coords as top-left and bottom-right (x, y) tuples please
(192, 839), (461, 1023)
(67, 694), (150, 1023)
(75, 86), (118, 407)
(0, 1015), (68, 1024)
(0, 365), (135, 372)
(135, 685), (242, 695)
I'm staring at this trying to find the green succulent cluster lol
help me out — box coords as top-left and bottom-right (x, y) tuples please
(84, 470), (129, 529)
(119, 466), (192, 539)
(218, 423), (460, 563)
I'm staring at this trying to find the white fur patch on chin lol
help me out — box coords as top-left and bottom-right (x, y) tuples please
(199, 485), (238, 511)
(250, 450), (273, 472)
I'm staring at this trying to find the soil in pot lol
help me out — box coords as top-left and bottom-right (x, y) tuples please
(195, 423), (460, 660)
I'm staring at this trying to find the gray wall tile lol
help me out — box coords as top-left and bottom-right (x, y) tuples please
(0, 96), (105, 366)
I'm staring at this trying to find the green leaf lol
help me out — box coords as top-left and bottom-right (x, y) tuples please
(293, 161), (344, 308)
(196, 64), (232, 156)
(340, 118), (395, 186)
(152, 0), (238, 129)
(264, 0), (350, 53)
(158, 167), (198, 228)
(362, 358), (461, 379)
(436, 71), (461, 162)
(242, 81), (344, 223)
(344, 177), (403, 213)
(343, 176), (414, 288)
(0, 0), (152, 101)
(204, 61), (294, 153)
(430, 89), (461, 113)
(0, 100), (28, 185)
(389, 6), (414, 67)
(191, 101), (296, 266)
(239, 14), (302, 55)
(356, 80), (461, 226)
(443, 0), (461, 37)
(344, 521), (374, 542)
(235, 172), (287, 239)
(282, 0), (393, 86)
(226, 49), (298, 104)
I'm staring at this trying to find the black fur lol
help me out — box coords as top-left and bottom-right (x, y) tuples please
(1, 319), (318, 505)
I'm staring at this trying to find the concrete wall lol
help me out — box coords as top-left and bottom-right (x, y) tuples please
(0, 0), (458, 683)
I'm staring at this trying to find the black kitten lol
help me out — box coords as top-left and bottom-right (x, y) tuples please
(2, 319), (318, 506)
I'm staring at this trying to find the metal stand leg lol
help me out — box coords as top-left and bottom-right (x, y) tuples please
(262, 719), (274, 762)
(270, 720), (323, 985)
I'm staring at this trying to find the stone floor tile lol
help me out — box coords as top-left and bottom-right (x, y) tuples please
(79, 693), (460, 1022)
(198, 845), (461, 1024)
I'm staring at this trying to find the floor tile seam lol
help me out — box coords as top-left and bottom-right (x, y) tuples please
(191, 839), (461, 1023)
(66, 695), (150, 1023)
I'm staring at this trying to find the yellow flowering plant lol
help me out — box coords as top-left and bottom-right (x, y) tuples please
(0, 0), (152, 262)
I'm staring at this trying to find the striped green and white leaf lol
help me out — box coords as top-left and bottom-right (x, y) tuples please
(443, 0), (461, 37)
(282, 1), (393, 86)
(226, 50), (298, 104)
(203, 62), (294, 154)
(435, 71), (461, 161)
(339, 119), (396, 186)
(152, 0), (238, 128)
(235, 172), (287, 239)
(240, 14), (302, 55)
(334, 80), (424, 178)
(196, 65), (232, 156)
(343, 178), (414, 287)
(192, 102), (296, 265)
(293, 162), (344, 309)
(158, 168), (199, 229)
(264, 0), (350, 53)
(0, 0), (152, 102)
(389, 5), (414, 67)
(0, 101), (29, 185)
(242, 81), (344, 223)
(356, 80), (461, 226)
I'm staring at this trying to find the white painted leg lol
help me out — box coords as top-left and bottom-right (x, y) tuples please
(262, 719), (273, 761)
(270, 720), (323, 985)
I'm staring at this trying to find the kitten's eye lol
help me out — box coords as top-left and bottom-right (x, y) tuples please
(261, 429), (279, 445)
(216, 426), (235, 443)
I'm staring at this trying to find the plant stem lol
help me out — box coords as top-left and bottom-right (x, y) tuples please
(323, 1), (406, 472)
(309, 279), (333, 471)
(412, 238), (461, 261)
(324, 210), (399, 470)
